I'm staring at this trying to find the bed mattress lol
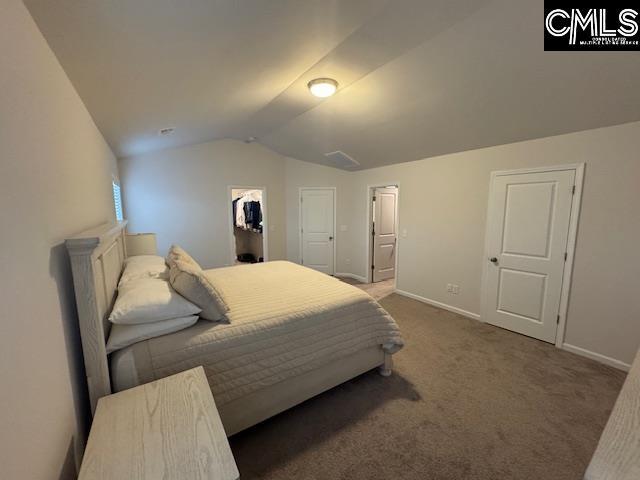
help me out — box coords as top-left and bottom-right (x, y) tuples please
(110, 261), (403, 406)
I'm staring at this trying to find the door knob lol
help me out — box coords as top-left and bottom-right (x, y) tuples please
(329, 236), (334, 241)
(489, 257), (498, 264)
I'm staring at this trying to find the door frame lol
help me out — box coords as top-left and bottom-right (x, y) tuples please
(227, 185), (269, 265)
(480, 163), (585, 348)
(366, 183), (401, 284)
(298, 187), (337, 274)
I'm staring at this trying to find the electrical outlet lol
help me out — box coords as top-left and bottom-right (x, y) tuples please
(446, 283), (452, 292)
(447, 284), (460, 294)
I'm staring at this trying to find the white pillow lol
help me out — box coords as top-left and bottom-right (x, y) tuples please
(119, 255), (168, 286)
(109, 277), (201, 325)
(106, 315), (198, 354)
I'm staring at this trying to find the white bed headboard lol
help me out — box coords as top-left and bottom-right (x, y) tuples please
(66, 221), (128, 415)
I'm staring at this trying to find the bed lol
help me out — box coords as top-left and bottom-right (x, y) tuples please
(66, 221), (403, 435)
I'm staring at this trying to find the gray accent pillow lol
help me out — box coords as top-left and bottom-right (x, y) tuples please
(166, 244), (200, 268)
(167, 248), (229, 322)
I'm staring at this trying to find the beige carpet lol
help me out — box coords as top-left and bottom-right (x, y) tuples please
(229, 294), (625, 480)
(338, 276), (395, 300)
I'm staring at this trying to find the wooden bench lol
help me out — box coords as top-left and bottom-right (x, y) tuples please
(79, 366), (239, 479)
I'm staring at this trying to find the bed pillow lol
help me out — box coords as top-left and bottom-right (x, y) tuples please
(119, 255), (168, 286)
(106, 315), (198, 354)
(166, 244), (200, 269)
(109, 277), (201, 325)
(168, 259), (229, 322)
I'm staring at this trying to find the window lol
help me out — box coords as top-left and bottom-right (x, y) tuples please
(112, 181), (123, 222)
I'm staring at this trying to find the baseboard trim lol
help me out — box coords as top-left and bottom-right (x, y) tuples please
(561, 343), (631, 372)
(395, 289), (481, 321)
(335, 272), (368, 283)
(394, 290), (631, 371)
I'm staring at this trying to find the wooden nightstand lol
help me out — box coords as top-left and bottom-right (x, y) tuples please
(585, 348), (640, 480)
(78, 366), (239, 480)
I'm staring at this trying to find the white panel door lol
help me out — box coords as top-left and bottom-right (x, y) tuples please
(482, 169), (575, 343)
(372, 187), (398, 282)
(301, 189), (335, 275)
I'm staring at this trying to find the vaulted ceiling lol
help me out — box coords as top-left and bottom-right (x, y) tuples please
(25, 0), (640, 170)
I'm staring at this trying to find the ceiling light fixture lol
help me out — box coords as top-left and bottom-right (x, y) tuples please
(308, 78), (338, 98)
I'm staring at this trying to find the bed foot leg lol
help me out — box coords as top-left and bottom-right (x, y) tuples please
(379, 353), (393, 377)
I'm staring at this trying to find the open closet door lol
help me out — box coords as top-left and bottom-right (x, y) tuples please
(230, 188), (265, 264)
(372, 187), (397, 282)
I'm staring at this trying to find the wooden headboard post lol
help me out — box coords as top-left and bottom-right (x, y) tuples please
(66, 221), (128, 415)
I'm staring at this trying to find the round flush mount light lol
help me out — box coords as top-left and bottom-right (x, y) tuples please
(307, 78), (338, 98)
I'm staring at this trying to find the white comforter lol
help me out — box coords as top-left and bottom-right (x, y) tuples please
(111, 261), (403, 405)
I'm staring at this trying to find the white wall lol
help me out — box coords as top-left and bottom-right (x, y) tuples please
(119, 139), (286, 267)
(134, 123), (640, 363)
(3, 0), (634, 475)
(335, 122), (640, 367)
(0, 1), (119, 478)
(119, 114), (640, 373)
(127, 123), (640, 368)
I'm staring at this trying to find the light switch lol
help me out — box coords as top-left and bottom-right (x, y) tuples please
(340, 225), (348, 232)
(401, 229), (408, 238)
(269, 224), (275, 231)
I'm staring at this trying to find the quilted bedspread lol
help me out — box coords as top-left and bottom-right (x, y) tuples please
(111, 261), (404, 405)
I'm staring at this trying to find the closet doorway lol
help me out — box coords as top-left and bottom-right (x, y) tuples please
(228, 186), (268, 265)
(367, 185), (399, 283)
